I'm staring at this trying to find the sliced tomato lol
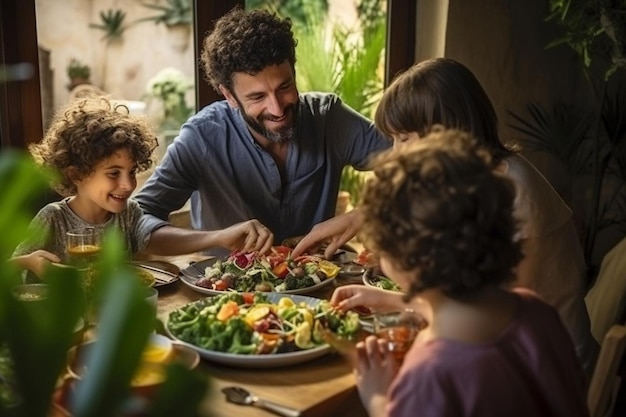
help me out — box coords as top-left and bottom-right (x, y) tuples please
(272, 261), (289, 278)
(272, 245), (292, 256)
(213, 279), (228, 291)
(242, 293), (255, 305)
(265, 246), (290, 267)
(355, 249), (379, 267)
(266, 254), (285, 268)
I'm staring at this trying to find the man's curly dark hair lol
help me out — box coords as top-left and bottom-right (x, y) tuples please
(29, 97), (159, 196)
(359, 128), (523, 300)
(201, 7), (297, 94)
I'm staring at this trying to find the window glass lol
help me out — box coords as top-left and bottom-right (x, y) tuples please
(245, 0), (387, 120)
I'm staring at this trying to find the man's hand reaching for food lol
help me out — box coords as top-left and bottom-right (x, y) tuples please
(292, 209), (364, 258)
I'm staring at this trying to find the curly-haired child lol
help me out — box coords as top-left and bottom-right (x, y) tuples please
(11, 97), (276, 279)
(332, 129), (589, 417)
(10, 97), (158, 278)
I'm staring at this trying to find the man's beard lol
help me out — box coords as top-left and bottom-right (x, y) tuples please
(238, 101), (298, 144)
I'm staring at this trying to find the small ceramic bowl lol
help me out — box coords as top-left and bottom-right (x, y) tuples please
(11, 283), (48, 302)
(66, 334), (199, 399)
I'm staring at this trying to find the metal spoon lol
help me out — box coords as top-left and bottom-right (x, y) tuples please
(221, 386), (302, 417)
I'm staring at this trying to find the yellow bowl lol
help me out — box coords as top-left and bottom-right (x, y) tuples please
(66, 334), (199, 398)
(133, 266), (156, 287)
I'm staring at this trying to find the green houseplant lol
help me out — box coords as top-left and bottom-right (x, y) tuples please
(89, 9), (127, 43)
(285, 0), (386, 206)
(145, 67), (194, 133)
(137, 0), (193, 51)
(66, 59), (91, 91)
(138, 0), (192, 27)
(0, 150), (207, 417)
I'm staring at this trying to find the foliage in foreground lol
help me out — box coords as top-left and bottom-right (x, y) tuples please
(0, 151), (207, 417)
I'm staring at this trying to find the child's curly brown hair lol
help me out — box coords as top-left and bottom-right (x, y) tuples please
(29, 97), (159, 196)
(359, 128), (523, 300)
(201, 7), (297, 94)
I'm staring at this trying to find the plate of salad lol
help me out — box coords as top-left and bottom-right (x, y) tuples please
(179, 246), (341, 296)
(362, 268), (403, 292)
(165, 292), (362, 368)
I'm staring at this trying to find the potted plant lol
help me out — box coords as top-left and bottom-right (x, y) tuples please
(145, 67), (194, 134)
(66, 58), (91, 91)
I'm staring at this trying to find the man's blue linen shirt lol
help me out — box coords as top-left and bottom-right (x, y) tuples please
(135, 92), (390, 253)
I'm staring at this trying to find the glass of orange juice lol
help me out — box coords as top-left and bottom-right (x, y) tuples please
(66, 228), (101, 267)
(374, 309), (426, 363)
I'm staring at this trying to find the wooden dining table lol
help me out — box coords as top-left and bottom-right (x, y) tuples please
(148, 253), (369, 417)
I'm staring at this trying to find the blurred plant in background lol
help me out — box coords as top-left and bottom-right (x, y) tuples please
(139, 0), (193, 27)
(89, 8), (127, 43)
(246, 0), (328, 26)
(145, 67), (194, 133)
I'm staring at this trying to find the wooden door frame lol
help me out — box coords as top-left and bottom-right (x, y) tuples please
(0, 0), (42, 150)
(0, 0), (415, 150)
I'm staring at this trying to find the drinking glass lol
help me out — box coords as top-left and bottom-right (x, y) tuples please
(66, 228), (101, 268)
(144, 287), (159, 332)
(373, 308), (427, 363)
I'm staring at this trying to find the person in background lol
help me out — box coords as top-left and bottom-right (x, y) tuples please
(10, 97), (273, 279)
(134, 7), (389, 256)
(294, 57), (598, 376)
(332, 129), (589, 417)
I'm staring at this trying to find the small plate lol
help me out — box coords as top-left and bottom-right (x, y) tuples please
(132, 261), (180, 287)
(362, 269), (402, 292)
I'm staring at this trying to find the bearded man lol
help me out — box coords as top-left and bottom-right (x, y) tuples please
(135, 7), (389, 255)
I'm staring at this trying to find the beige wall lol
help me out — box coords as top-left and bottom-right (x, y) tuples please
(35, 0), (195, 118)
(444, 0), (594, 146)
(415, 0), (448, 61)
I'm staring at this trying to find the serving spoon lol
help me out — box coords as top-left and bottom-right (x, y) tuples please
(221, 386), (302, 417)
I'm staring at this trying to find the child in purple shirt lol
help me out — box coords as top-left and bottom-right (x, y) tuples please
(331, 129), (589, 417)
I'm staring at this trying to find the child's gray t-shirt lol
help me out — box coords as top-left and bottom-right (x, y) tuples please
(12, 197), (150, 265)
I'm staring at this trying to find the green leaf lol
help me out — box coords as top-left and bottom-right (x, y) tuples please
(71, 272), (154, 417)
(2, 267), (83, 417)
